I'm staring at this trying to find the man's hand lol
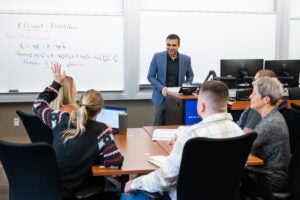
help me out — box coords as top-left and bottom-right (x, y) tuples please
(124, 180), (135, 194)
(168, 133), (178, 146)
(162, 87), (168, 96)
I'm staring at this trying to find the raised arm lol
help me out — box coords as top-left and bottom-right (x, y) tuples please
(32, 63), (67, 128)
(52, 63), (66, 84)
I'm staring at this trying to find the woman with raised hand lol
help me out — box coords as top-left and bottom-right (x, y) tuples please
(33, 63), (124, 199)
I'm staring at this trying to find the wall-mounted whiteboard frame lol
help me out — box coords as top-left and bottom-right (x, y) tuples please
(0, 0), (124, 15)
(141, 0), (274, 13)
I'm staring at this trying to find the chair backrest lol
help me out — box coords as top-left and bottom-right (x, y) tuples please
(290, 143), (300, 200)
(0, 140), (62, 200)
(177, 132), (257, 200)
(291, 106), (300, 155)
(287, 104), (300, 198)
(289, 87), (300, 100)
(16, 110), (53, 144)
(291, 102), (300, 111)
(278, 100), (295, 154)
(278, 100), (288, 114)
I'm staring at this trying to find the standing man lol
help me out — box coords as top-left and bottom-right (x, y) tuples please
(147, 34), (194, 125)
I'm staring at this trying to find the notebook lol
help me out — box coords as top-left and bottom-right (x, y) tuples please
(95, 106), (127, 134)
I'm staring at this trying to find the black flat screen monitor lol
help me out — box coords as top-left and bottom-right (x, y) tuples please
(220, 59), (264, 88)
(179, 86), (198, 95)
(264, 60), (300, 88)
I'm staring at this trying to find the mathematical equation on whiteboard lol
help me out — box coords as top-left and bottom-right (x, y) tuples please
(16, 41), (119, 67)
(2, 19), (123, 69)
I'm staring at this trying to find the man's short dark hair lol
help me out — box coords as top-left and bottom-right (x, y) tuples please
(166, 34), (180, 45)
(200, 80), (229, 112)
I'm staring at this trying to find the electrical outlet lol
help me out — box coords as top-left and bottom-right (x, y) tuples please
(13, 117), (20, 126)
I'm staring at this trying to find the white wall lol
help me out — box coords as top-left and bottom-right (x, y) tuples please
(0, 0), (298, 102)
(289, 0), (300, 59)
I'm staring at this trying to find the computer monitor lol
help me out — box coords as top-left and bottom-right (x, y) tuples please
(95, 106), (127, 129)
(264, 60), (300, 88)
(219, 59), (264, 89)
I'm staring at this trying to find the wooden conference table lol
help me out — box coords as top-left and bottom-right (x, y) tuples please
(92, 128), (168, 176)
(143, 125), (264, 166)
(92, 126), (263, 177)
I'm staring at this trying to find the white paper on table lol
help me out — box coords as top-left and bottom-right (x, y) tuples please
(152, 126), (187, 141)
(167, 87), (180, 93)
(148, 155), (167, 167)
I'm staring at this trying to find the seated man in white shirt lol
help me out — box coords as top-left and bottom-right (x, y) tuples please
(121, 80), (245, 200)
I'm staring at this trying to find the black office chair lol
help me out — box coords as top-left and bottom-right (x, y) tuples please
(289, 103), (300, 155)
(291, 104), (300, 151)
(278, 100), (288, 114)
(277, 100), (295, 154)
(244, 143), (300, 200)
(16, 110), (53, 144)
(243, 106), (300, 200)
(0, 140), (102, 200)
(291, 102), (300, 110)
(289, 145), (300, 200)
(177, 132), (257, 200)
(140, 132), (257, 200)
(16, 110), (123, 196)
(288, 87), (300, 100)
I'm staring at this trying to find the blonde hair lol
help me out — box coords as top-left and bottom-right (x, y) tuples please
(51, 76), (77, 110)
(63, 89), (104, 142)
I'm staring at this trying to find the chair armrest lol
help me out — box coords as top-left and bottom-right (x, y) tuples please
(75, 186), (103, 199)
(245, 166), (274, 175)
(245, 166), (291, 199)
(137, 190), (163, 199)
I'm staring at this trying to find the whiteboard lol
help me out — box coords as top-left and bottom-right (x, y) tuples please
(139, 11), (276, 84)
(141, 0), (274, 13)
(0, 0), (124, 14)
(289, 20), (300, 59)
(0, 13), (124, 93)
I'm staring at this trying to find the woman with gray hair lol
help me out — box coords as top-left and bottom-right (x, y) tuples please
(241, 77), (291, 197)
(237, 69), (277, 133)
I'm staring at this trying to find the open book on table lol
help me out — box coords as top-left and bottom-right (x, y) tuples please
(152, 126), (187, 141)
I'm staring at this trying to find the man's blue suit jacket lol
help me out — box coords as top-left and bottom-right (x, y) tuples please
(147, 51), (194, 106)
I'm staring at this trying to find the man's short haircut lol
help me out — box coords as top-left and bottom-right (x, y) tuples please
(166, 34), (180, 45)
(256, 69), (277, 78)
(254, 77), (283, 106)
(200, 80), (229, 112)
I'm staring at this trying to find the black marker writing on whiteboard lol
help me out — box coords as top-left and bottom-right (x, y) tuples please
(8, 89), (19, 93)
